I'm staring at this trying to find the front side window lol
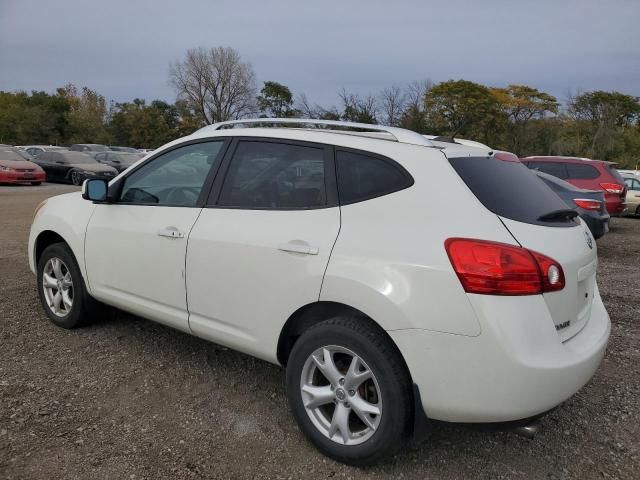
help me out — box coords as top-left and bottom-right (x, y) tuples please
(626, 178), (640, 191)
(120, 141), (223, 206)
(336, 150), (413, 204)
(218, 141), (326, 209)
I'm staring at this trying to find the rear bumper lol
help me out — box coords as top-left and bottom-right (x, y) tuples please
(390, 285), (610, 423)
(605, 197), (625, 216)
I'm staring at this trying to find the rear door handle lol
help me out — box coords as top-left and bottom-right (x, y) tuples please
(157, 226), (185, 239)
(278, 241), (319, 255)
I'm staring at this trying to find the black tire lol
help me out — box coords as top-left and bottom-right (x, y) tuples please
(69, 170), (82, 186)
(30, 182), (42, 186)
(285, 316), (413, 466)
(36, 242), (103, 329)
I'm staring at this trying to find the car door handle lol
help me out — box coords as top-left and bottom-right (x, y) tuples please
(157, 226), (185, 239)
(277, 242), (319, 255)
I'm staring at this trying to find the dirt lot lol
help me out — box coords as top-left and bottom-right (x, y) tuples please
(1, 184), (638, 479)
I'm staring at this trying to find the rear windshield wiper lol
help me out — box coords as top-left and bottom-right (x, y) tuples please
(537, 209), (579, 222)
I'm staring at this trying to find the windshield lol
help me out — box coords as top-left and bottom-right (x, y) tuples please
(0, 150), (28, 162)
(449, 155), (577, 227)
(607, 164), (626, 183)
(61, 153), (97, 164)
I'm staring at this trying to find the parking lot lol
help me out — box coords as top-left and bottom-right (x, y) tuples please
(1, 185), (638, 479)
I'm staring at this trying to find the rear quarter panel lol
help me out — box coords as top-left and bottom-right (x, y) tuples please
(321, 144), (518, 336)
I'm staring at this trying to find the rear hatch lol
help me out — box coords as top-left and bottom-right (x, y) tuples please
(448, 154), (597, 341)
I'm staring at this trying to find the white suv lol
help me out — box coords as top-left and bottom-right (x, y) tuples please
(29, 119), (610, 465)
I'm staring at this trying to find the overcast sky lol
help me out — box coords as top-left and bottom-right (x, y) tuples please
(1, 0), (639, 108)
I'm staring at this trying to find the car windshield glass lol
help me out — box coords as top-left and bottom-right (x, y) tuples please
(449, 156), (576, 227)
(607, 164), (625, 183)
(61, 153), (96, 164)
(0, 150), (27, 161)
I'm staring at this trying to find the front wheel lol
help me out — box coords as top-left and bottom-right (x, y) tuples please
(285, 317), (413, 466)
(37, 243), (103, 328)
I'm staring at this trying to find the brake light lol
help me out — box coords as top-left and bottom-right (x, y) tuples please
(445, 238), (565, 295)
(599, 182), (624, 194)
(573, 198), (602, 211)
(493, 151), (520, 162)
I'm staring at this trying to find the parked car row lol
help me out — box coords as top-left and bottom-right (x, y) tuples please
(0, 144), (150, 186)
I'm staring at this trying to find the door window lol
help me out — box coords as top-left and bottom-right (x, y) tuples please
(218, 141), (327, 209)
(120, 141), (224, 206)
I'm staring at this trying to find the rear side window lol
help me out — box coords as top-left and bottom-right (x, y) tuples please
(449, 156), (576, 227)
(525, 161), (568, 179)
(336, 150), (413, 205)
(565, 163), (600, 179)
(218, 141), (327, 209)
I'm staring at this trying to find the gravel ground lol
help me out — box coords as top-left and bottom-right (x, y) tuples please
(1, 185), (639, 479)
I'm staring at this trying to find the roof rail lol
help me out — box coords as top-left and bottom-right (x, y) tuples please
(198, 118), (434, 147)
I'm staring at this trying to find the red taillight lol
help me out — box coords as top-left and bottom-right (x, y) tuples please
(599, 182), (624, 194)
(573, 198), (602, 211)
(445, 238), (565, 296)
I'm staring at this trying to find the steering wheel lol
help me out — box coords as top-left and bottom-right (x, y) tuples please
(164, 186), (200, 205)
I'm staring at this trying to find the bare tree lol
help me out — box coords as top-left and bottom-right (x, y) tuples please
(169, 46), (257, 125)
(379, 85), (406, 126)
(405, 79), (433, 112)
(338, 89), (378, 124)
(295, 94), (341, 120)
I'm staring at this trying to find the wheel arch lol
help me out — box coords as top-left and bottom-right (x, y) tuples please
(277, 301), (409, 373)
(35, 230), (69, 266)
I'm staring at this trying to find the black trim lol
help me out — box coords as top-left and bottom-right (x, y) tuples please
(411, 383), (432, 442)
(334, 146), (415, 206)
(205, 137), (339, 210)
(105, 138), (231, 208)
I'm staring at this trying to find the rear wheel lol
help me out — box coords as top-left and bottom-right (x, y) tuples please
(37, 243), (103, 328)
(70, 170), (82, 186)
(285, 317), (413, 466)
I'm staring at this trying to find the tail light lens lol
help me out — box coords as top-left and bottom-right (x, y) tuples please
(445, 238), (565, 295)
(573, 198), (602, 211)
(599, 182), (624, 194)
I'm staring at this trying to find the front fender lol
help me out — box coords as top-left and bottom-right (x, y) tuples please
(29, 192), (96, 286)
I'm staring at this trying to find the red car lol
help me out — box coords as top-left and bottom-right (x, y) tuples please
(0, 148), (47, 185)
(521, 156), (627, 216)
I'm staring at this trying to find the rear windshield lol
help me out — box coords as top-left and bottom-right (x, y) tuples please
(607, 164), (625, 183)
(449, 156), (577, 227)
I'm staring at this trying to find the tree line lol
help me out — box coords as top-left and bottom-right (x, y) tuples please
(1, 46), (638, 167)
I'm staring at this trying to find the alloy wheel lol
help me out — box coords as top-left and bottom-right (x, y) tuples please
(300, 345), (382, 445)
(42, 257), (74, 317)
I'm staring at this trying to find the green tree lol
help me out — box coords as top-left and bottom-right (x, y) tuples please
(58, 84), (111, 144)
(423, 80), (505, 143)
(257, 81), (297, 117)
(568, 90), (640, 160)
(109, 99), (177, 148)
(492, 85), (558, 153)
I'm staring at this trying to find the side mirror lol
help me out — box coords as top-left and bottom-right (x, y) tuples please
(82, 178), (108, 202)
